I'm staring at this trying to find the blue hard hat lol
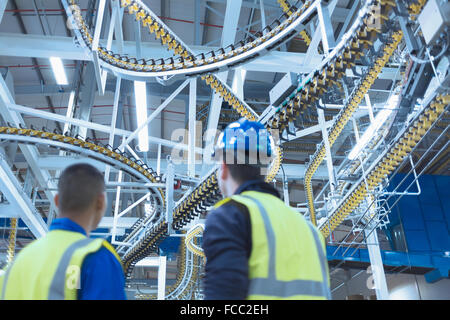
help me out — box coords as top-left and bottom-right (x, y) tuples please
(212, 118), (274, 165)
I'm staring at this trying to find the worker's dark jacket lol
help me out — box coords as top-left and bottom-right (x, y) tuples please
(203, 180), (280, 300)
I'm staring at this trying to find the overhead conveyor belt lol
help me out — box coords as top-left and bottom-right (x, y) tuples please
(304, 0), (430, 227)
(62, 0), (319, 120)
(260, 0), (385, 130)
(63, 0), (315, 79)
(319, 93), (450, 237)
(305, 29), (404, 226)
(0, 127), (165, 205)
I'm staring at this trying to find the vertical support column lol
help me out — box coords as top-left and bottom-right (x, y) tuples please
(283, 179), (289, 206)
(365, 228), (389, 300)
(23, 166), (33, 197)
(365, 94), (375, 123)
(232, 67), (246, 100)
(194, 0), (202, 45)
(157, 143), (162, 176)
(188, 78), (197, 178)
(111, 169), (124, 245)
(317, 108), (336, 193)
(47, 202), (56, 227)
(166, 159), (174, 235)
(157, 255), (167, 300)
(112, 0), (124, 53)
(76, 63), (97, 138)
(135, 19), (142, 58)
(316, 1), (336, 54)
(105, 77), (122, 183)
(204, 0), (242, 165)
(260, 0), (266, 32)
(91, 0), (107, 95)
(303, 0), (338, 65)
(63, 91), (76, 135)
(0, 0), (7, 24)
(352, 117), (360, 142)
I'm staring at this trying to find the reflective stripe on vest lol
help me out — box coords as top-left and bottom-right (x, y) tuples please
(48, 238), (97, 300)
(241, 195), (331, 299)
(1, 262), (13, 300)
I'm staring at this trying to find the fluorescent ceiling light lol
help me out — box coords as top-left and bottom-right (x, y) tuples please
(49, 57), (68, 85)
(348, 94), (399, 160)
(134, 81), (149, 152)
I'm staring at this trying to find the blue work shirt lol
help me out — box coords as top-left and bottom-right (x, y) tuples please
(49, 218), (126, 300)
(203, 180), (281, 300)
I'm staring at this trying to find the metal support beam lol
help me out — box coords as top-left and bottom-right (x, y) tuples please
(76, 63), (97, 138)
(365, 228), (389, 300)
(260, 0), (266, 31)
(336, 0), (359, 41)
(0, 0), (7, 23)
(105, 77), (122, 183)
(0, 71), (58, 220)
(157, 256), (167, 300)
(0, 33), (401, 79)
(303, 0), (338, 66)
(318, 108), (337, 193)
(288, 120), (333, 140)
(316, 1), (336, 54)
(91, 0), (107, 95)
(120, 80), (190, 150)
(166, 159), (174, 235)
(194, 0), (202, 45)
(0, 154), (47, 238)
(188, 78), (197, 177)
(111, 170), (126, 246)
(113, 0), (124, 53)
(232, 67), (246, 100)
(7, 102), (198, 151)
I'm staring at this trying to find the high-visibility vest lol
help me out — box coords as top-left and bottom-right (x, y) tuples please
(214, 190), (331, 300)
(0, 230), (121, 300)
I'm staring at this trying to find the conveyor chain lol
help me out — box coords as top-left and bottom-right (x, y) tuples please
(319, 93), (450, 237)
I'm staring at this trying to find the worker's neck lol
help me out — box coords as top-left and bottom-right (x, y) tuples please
(226, 179), (241, 197)
(59, 211), (94, 236)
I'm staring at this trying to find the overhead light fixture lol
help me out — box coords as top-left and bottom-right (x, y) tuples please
(134, 81), (149, 152)
(348, 94), (399, 160)
(49, 57), (68, 85)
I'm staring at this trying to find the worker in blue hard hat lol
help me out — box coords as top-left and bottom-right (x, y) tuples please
(203, 118), (331, 300)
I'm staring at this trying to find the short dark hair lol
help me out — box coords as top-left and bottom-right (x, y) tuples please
(226, 164), (265, 184)
(57, 163), (105, 213)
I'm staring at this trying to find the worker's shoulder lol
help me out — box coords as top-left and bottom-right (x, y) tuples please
(82, 242), (122, 270)
(206, 199), (250, 232)
(208, 198), (249, 219)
